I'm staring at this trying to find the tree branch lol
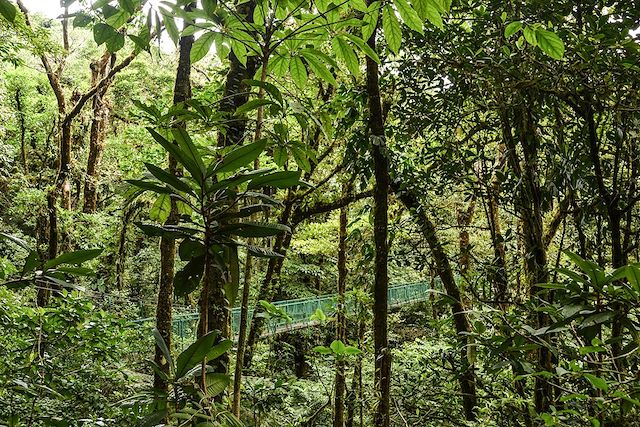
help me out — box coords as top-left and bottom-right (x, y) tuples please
(63, 50), (138, 125)
(291, 189), (373, 226)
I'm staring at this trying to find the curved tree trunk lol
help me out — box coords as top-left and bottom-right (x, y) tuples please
(243, 198), (294, 368)
(392, 182), (477, 421)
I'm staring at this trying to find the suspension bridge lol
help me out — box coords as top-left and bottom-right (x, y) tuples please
(133, 281), (435, 350)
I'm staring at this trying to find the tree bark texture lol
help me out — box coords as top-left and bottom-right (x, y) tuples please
(333, 191), (348, 427)
(365, 10), (391, 426)
(83, 51), (113, 213)
(154, 21), (194, 393)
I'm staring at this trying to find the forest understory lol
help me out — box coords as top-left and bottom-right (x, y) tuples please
(0, 0), (639, 426)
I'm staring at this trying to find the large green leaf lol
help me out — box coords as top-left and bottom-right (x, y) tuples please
(610, 264), (640, 294)
(625, 264), (640, 293)
(145, 163), (195, 194)
(153, 327), (173, 374)
(174, 255), (205, 297)
(222, 222), (291, 238)
(300, 51), (337, 86)
(93, 22), (125, 53)
(523, 25), (537, 45)
(243, 79), (283, 105)
(332, 36), (359, 76)
(175, 330), (219, 379)
(584, 373), (609, 392)
(209, 168), (273, 193)
(179, 239), (205, 261)
(93, 23), (116, 45)
(44, 249), (103, 270)
(247, 170), (302, 189)
(362, 2), (379, 40)
(269, 55), (289, 78)
(0, 0), (17, 22)
(171, 128), (206, 184)
(105, 9), (130, 28)
(394, 0), (423, 34)
(234, 99), (277, 116)
(504, 21), (523, 38)
(412, 0), (442, 29)
(210, 139), (267, 176)
(343, 33), (380, 65)
(0, 232), (30, 251)
(150, 194), (172, 222)
(134, 222), (194, 239)
(564, 251), (606, 287)
(205, 373), (231, 398)
(21, 251), (40, 276)
(289, 56), (308, 89)
(191, 32), (215, 63)
(382, 5), (402, 54)
(147, 128), (203, 185)
(205, 340), (233, 364)
(535, 28), (564, 60)
(161, 10), (180, 45)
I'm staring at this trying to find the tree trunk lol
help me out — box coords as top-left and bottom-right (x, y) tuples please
(346, 319), (365, 427)
(486, 143), (509, 303)
(243, 200), (294, 368)
(501, 100), (551, 413)
(232, 240), (253, 416)
(334, 189), (348, 427)
(216, 0), (258, 148)
(154, 19), (194, 393)
(15, 88), (28, 173)
(37, 191), (59, 307)
(83, 52), (113, 213)
(232, 56), (269, 414)
(115, 202), (141, 290)
(392, 182), (477, 421)
(364, 9), (391, 426)
(456, 197), (476, 275)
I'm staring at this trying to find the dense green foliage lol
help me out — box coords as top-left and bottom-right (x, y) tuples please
(1, 0), (640, 426)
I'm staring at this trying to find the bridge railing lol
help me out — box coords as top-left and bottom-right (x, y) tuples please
(132, 280), (435, 350)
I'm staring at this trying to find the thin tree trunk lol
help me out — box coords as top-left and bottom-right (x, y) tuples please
(334, 187), (348, 427)
(15, 88), (28, 173)
(364, 8), (391, 426)
(232, 240), (253, 415)
(115, 202), (141, 290)
(486, 143), (508, 303)
(456, 197), (476, 275)
(243, 197), (294, 368)
(37, 192), (58, 307)
(154, 17), (194, 393)
(346, 319), (365, 427)
(232, 54), (269, 415)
